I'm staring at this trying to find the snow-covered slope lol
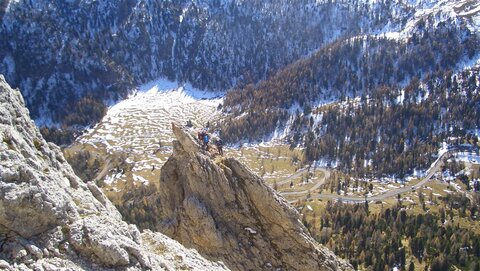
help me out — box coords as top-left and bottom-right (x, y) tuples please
(220, 0), (480, 143)
(64, 0), (480, 185)
(76, 78), (222, 186)
(377, 0), (480, 40)
(0, 0), (428, 126)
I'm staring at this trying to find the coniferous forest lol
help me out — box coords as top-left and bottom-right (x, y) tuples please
(303, 196), (480, 271)
(219, 21), (480, 178)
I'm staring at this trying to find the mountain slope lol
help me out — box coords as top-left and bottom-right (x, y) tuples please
(1, 0), (426, 128)
(220, 12), (479, 142)
(156, 124), (352, 270)
(0, 74), (351, 270)
(0, 75), (228, 270)
(217, 0), (480, 177)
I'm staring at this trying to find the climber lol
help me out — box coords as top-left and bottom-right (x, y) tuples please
(203, 133), (210, 151)
(198, 130), (205, 142)
(216, 138), (224, 156)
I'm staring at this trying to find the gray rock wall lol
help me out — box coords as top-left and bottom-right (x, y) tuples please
(157, 124), (353, 271)
(0, 75), (229, 270)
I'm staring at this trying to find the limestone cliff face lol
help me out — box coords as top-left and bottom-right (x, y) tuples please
(0, 75), (229, 271)
(158, 124), (352, 271)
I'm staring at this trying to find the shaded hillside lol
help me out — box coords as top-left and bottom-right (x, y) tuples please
(219, 20), (479, 143)
(0, 0), (413, 128)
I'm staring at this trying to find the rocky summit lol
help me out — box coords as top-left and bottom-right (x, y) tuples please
(0, 74), (228, 271)
(157, 123), (352, 271)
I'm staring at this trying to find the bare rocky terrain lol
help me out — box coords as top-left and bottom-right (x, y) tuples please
(0, 75), (229, 271)
(156, 124), (352, 271)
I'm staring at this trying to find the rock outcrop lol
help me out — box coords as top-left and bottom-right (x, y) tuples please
(0, 75), (229, 271)
(158, 124), (353, 271)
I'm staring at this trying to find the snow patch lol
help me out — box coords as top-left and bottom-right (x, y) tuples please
(78, 77), (223, 186)
(244, 227), (257, 234)
(133, 175), (150, 185)
(454, 152), (480, 165)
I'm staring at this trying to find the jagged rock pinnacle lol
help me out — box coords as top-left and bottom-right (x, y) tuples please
(0, 75), (229, 271)
(159, 124), (353, 271)
(171, 122), (203, 154)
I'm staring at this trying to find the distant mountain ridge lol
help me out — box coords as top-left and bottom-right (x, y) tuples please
(220, 18), (479, 142)
(1, 0), (430, 127)
(217, 0), (480, 177)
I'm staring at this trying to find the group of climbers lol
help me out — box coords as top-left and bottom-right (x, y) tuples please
(197, 129), (223, 156)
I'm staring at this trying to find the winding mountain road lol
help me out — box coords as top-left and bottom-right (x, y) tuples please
(283, 146), (474, 204)
(279, 167), (330, 196)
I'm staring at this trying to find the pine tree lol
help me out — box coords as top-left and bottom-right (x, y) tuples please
(408, 261), (415, 271)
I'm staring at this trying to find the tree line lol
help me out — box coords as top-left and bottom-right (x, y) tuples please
(303, 197), (480, 270)
(219, 20), (479, 146)
(296, 68), (479, 178)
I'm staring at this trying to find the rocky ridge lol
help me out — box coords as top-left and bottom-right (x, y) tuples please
(157, 123), (352, 270)
(0, 74), (228, 271)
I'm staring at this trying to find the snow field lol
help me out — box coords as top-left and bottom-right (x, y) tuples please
(78, 78), (222, 186)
